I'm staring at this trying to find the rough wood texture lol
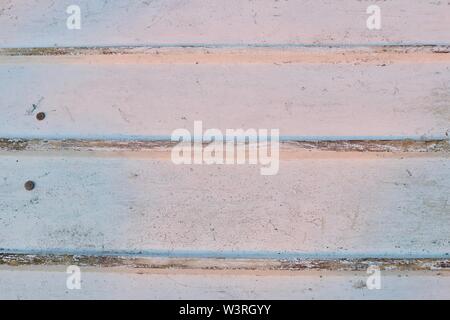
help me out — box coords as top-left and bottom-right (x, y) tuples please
(1, 49), (450, 140)
(0, 154), (448, 258)
(0, 266), (448, 299)
(1, 0), (450, 299)
(2, 0), (450, 48)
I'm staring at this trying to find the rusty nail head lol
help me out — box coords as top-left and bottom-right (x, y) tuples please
(24, 180), (35, 191)
(36, 112), (46, 121)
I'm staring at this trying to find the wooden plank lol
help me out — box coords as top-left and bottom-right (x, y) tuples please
(0, 150), (449, 258)
(0, 266), (448, 299)
(1, 48), (450, 140)
(2, 252), (448, 299)
(2, 0), (450, 48)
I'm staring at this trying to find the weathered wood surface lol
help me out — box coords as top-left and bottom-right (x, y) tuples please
(1, 0), (450, 299)
(1, 48), (450, 140)
(0, 266), (448, 299)
(1, 254), (448, 299)
(2, 0), (450, 48)
(0, 151), (448, 258)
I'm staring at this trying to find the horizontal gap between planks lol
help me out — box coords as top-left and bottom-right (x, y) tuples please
(0, 253), (448, 272)
(0, 138), (449, 160)
(1, 46), (450, 64)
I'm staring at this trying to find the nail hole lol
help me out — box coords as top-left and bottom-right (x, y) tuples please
(36, 112), (46, 121)
(24, 180), (35, 191)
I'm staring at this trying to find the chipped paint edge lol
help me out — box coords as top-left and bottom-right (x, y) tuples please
(1, 138), (449, 153)
(0, 254), (449, 272)
(1, 46), (450, 64)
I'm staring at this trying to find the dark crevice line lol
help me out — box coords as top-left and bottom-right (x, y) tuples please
(1, 138), (449, 153)
(0, 253), (448, 271)
(1, 44), (450, 56)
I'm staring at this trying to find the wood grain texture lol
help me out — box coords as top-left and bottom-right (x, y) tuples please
(1, 49), (450, 140)
(2, 0), (450, 48)
(0, 153), (449, 258)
